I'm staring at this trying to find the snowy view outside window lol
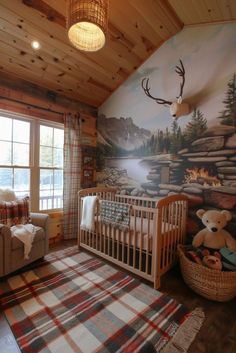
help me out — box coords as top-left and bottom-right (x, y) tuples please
(0, 115), (64, 211)
(40, 125), (64, 210)
(0, 117), (30, 197)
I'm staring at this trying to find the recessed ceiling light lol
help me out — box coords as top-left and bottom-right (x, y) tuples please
(31, 41), (41, 50)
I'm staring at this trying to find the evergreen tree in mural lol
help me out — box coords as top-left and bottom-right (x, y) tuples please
(184, 108), (207, 143)
(169, 120), (184, 154)
(163, 128), (171, 153)
(218, 73), (236, 127)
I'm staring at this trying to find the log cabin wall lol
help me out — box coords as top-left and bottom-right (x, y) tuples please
(0, 72), (97, 123)
(97, 23), (236, 242)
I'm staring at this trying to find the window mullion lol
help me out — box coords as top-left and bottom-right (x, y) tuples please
(30, 120), (40, 212)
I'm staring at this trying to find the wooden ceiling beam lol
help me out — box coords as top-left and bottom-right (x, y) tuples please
(22, 0), (66, 27)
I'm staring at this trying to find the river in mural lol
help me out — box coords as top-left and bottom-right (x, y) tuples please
(105, 158), (150, 184)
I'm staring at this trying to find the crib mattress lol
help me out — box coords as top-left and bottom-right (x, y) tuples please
(92, 216), (179, 251)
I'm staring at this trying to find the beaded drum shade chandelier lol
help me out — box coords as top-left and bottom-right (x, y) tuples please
(67, 0), (109, 52)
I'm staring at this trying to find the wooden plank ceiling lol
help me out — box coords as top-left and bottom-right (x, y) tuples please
(0, 0), (235, 108)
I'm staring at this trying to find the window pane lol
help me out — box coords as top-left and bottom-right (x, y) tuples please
(13, 143), (29, 166)
(54, 170), (63, 189)
(53, 190), (63, 209)
(13, 120), (30, 143)
(54, 128), (64, 148)
(40, 126), (53, 147)
(54, 148), (63, 168)
(40, 169), (53, 190)
(40, 190), (53, 210)
(40, 146), (53, 167)
(14, 169), (30, 194)
(0, 117), (12, 141)
(0, 168), (13, 188)
(0, 141), (11, 165)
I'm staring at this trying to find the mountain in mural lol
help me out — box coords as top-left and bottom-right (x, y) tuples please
(97, 114), (151, 151)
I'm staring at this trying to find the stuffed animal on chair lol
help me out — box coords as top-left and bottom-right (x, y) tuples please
(192, 209), (236, 251)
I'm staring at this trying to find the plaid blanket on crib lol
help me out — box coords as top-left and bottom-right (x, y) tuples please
(100, 200), (131, 230)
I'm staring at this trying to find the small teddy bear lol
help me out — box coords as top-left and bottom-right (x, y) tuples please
(192, 209), (236, 251)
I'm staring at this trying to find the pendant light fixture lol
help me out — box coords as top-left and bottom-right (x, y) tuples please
(67, 0), (109, 52)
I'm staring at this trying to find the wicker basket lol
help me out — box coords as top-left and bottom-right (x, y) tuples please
(178, 245), (236, 302)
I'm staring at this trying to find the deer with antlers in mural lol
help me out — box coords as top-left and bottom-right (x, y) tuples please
(141, 59), (190, 120)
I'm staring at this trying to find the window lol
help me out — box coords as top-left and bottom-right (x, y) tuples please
(39, 125), (64, 210)
(0, 116), (30, 197)
(0, 112), (64, 211)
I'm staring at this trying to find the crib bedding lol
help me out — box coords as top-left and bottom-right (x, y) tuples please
(94, 216), (179, 251)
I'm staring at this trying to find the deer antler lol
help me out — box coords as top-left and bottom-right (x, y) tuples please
(141, 78), (172, 106)
(175, 59), (185, 100)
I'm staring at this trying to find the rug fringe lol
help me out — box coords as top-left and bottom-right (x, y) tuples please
(160, 307), (205, 353)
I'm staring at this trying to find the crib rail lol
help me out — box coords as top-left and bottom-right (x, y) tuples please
(155, 194), (188, 284)
(115, 194), (158, 209)
(78, 187), (188, 289)
(78, 187), (117, 200)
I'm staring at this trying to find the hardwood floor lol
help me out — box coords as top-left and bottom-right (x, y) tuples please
(0, 240), (236, 353)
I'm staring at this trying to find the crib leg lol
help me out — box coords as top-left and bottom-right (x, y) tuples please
(154, 276), (161, 290)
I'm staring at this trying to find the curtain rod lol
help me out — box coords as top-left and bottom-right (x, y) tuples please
(0, 95), (64, 116)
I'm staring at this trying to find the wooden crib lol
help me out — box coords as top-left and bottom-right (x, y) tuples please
(78, 187), (188, 289)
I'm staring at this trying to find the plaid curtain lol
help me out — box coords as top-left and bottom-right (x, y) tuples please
(63, 113), (81, 239)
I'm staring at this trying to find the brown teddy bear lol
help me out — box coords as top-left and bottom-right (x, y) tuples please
(192, 209), (236, 251)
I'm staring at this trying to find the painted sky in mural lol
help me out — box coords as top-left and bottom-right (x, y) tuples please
(99, 23), (236, 131)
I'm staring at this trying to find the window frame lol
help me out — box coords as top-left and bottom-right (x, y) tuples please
(38, 121), (64, 211)
(0, 110), (64, 212)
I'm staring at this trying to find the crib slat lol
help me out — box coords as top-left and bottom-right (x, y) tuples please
(112, 227), (115, 258)
(127, 226), (131, 266)
(122, 230), (125, 263)
(108, 224), (111, 256)
(117, 228), (120, 260)
(104, 223), (107, 254)
(139, 210), (143, 272)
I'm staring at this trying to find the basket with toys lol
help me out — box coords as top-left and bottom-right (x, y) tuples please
(178, 208), (236, 302)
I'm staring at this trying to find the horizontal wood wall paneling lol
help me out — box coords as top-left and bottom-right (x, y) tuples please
(0, 72), (97, 116)
(0, 98), (64, 123)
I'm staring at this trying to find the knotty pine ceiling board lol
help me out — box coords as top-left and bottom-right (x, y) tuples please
(168, 0), (236, 25)
(0, 0), (235, 107)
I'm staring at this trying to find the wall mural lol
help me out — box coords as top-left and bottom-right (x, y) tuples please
(97, 23), (236, 239)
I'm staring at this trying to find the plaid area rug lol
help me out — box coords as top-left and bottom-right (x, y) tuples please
(0, 247), (204, 353)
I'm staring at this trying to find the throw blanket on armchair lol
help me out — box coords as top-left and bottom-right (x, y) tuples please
(11, 224), (37, 260)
